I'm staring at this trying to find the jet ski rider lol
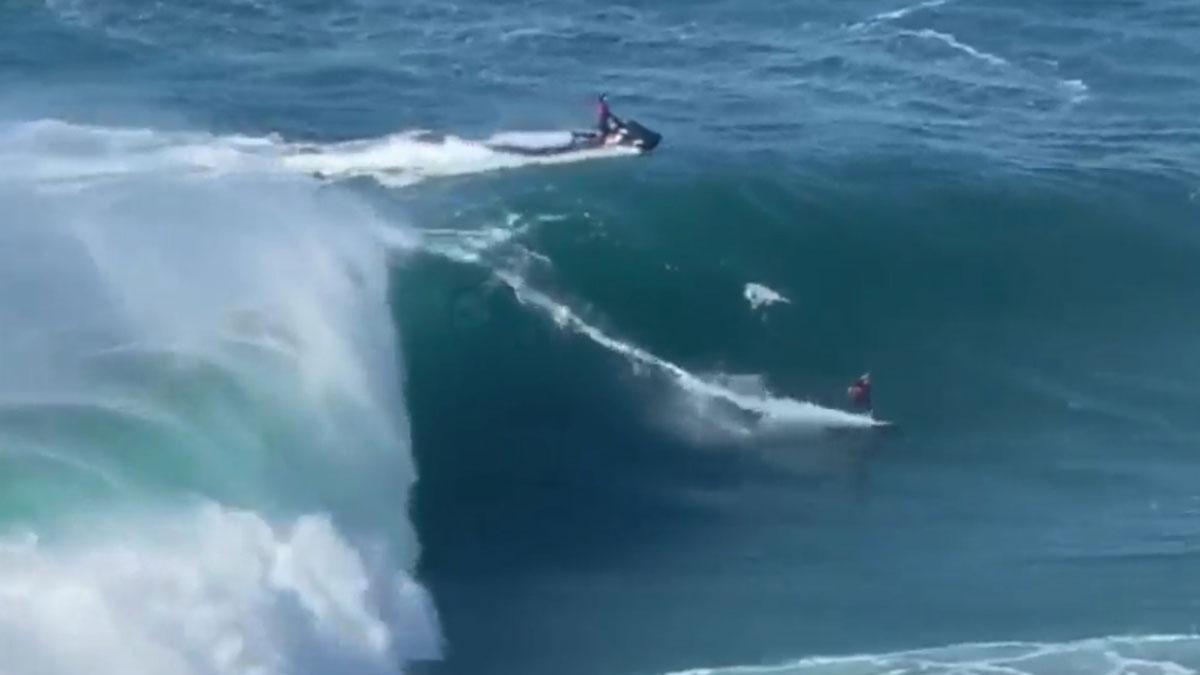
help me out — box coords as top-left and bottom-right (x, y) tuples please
(597, 93), (621, 138)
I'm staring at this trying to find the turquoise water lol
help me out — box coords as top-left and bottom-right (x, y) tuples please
(2, 1), (1200, 674)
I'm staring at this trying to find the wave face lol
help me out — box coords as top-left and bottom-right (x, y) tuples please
(5, 1), (1200, 675)
(398, 161), (1200, 675)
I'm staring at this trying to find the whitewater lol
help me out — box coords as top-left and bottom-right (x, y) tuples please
(0, 119), (440, 674)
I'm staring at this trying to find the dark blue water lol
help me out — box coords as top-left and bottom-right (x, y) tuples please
(3, 1), (1200, 674)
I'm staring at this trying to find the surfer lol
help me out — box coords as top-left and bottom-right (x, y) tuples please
(847, 373), (872, 412)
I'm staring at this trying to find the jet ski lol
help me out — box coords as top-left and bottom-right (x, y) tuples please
(572, 118), (662, 153)
(486, 117), (662, 156)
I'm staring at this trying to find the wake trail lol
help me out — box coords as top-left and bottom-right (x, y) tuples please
(849, 0), (950, 30)
(902, 28), (1008, 66)
(1, 120), (634, 190)
(374, 213), (879, 435)
(496, 272), (880, 434)
(282, 131), (638, 187)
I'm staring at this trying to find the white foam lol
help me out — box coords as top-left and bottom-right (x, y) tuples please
(281, 130), (637, 187)
(849, 0), (949, 30)
(0, 119), (276, 187)
(372, 211), (528, 267)
(484, 130), (575, 148)
(873, 0), (947, 23)
(903, 28), (1008, 66)
(498, 273), (879, 433)
(744, 283), (791, 310)
(0, 119), (635, 191)
(415, 224), (527, 264)
(0, 505), (439, 675)
(664, 634), (1200, 675)
(1060, 78), (1090, 103)
(0, 118), (440, 672)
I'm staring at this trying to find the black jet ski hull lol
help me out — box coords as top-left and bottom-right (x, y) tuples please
(618, 119), (661, 152)
(577, 119), (662, 153)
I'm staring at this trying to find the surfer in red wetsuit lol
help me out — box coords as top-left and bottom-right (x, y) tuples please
(847, 372), (872, 412)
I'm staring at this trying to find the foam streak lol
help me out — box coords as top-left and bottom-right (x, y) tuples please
(903, 28), (1008, 66)
(665, 634), (1200, 675)
(498, 273), (878, 432)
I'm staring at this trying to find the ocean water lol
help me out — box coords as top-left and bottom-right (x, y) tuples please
(2, 1), (1200, 674)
